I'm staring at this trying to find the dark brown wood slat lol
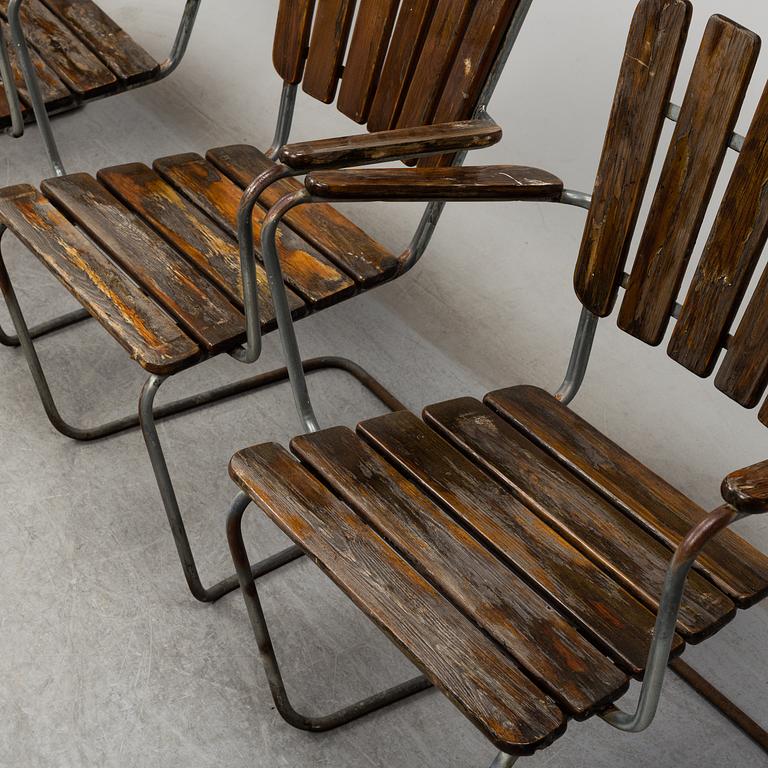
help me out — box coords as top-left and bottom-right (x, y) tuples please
(669, 82), (768, 378)
(618, 15), (760, 346)
(302, 0), (355, 103)
(1, 19), (72, 113)
(0, 184), (199, 374)
(574, 0), (692, 318)
(305, 165), (563, 202)
(0, 76), (17, 128)
(357, 414), (670, 671)
(422, 397), (730, 642)
(715, 265), (768, 408)
(486, 385), (768, 607)
(0, 0), (116, 97)
(367, 0), (437, 132)
(40, 0), (158, 84)
(292, 426), (627, 716)
(206, 144), (399, 285)
(336, 0), (399, 124)
(153, 153), (355, 309)
(419, 0), (522, 168)
(97, 163), (305, 329)
(396, 0), (474, 130)
(41, 173), (245, 354)
(272, 0), (315, 85)
(229, 442), (567, 756)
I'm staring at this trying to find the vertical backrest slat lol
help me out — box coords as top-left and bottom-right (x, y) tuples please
(573, 0), (692, 318)
(715, 262), (768, 408)
(302, 0), (357, 103)
(396, 0), (475, 130)
(669, 82), (768, 379)
(618, 15), (760, 345)
(367, 0), (437, 132)
(273, 0), (316, 84)
(336, 0), (400, 124)
(419, 0), (523, 168)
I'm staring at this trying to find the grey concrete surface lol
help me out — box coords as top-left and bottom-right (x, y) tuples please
(1, 1), (768, 766)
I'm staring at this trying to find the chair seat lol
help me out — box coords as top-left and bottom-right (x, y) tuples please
(0, 0), (161, 127)
(0, 146), (397, 374)
(229, 387), (768, 753)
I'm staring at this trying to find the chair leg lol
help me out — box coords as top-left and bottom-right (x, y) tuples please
(670, 658), (768, 754)
(488, 753), (518, 768)
(227, 491), (433, 730)
(0, 308), (91, 347)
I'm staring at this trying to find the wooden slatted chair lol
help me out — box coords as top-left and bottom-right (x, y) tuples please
(0, 0), (204, 344)
(0, 0), (536, 605)
(225, 1), (768, 764)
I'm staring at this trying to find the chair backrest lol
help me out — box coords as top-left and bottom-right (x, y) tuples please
(272, 0), (526, 165)
(573, 0), (768, 426)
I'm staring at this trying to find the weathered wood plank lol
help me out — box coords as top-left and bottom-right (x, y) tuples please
(41, 0), (159, 84)
(0, 0), (117, 97)
(302, 0), (355, 103)
(358, 410), (683, 672)
(619, 15), (760, 344)
(206, 144), (398, 285)
(97, 163), (306, 330)
(574, 0), (692, 317)
(293, 425), (628, 716)
(0, 184), (200, 374)
(669, 81), (768, 378)
(272, 0), (315, 84)
(41, 173), (245, 354)
(153, 153), (355, 309)
(229, 442), (567, 756)
(422, 396), (731, 641)
(486, 385), (768, 607)
(336, 0), (399, 123)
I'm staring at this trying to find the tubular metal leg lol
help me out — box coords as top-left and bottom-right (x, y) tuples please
(227, 491), (432, 729)
(488, 753), (518, 768)
(0, 307), (91, 347)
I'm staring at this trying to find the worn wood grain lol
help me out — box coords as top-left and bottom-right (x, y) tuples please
(423, 396), (730, 642)
(153, 153), (355, 309)
(230, 442), (567, 756)
(41, 0), (158, 84)
(0, 184), (200, 374)
(722, 459), (768, 513)
(619, 15), (759, 345)
(669, 82), (768, 378)
(574, 0), (692, 317)
(97, 163), (305, 330)
(272, 0), (315, 84)
(0, 0), (116, 97)
(302, 0), (355, 103)
(207, 144), (398, 285)
(420, 0), (522, 168)
(367, 0), (437, 132)
(292, 425), (628, 717)
(305, 165), (563, 202)
(358, 411), (676, 675)
(41, 173), (245, 354)
(336, 0), (399, 123)
(486, 385), (768, 607)
(397, 0), (474, 130)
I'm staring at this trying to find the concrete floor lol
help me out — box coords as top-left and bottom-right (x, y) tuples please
(2, 1), (768, 766)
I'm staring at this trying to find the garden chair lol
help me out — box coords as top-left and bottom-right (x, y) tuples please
(0, 0), (204, 344)
(0, 0), (535, 604)
(225, 1), (768, 764)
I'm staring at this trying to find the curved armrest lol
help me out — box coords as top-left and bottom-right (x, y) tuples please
(722, 459), (768, 513)
(278, 120), (502, 170)
(304, 165), (564, 202)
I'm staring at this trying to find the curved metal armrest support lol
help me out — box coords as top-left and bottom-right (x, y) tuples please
(278, 119), (502, 171)
(304, 165), (564, 203)
(722, 459), (768, 513)
(602, 504), (746, 733)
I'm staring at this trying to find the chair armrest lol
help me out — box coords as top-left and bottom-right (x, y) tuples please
(303, 165), (564, 202)
(722, 459), (768, 513)
(278, 120), (502, 170)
